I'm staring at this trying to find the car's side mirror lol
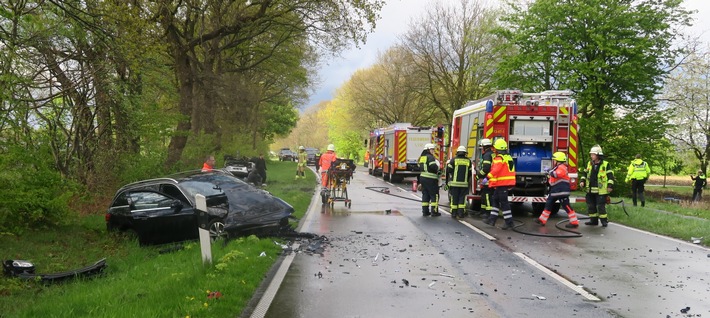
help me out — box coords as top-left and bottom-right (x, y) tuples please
(170, 200), (183, 213)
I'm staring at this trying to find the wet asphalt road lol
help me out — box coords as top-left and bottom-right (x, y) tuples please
(253, 168), (710, 318)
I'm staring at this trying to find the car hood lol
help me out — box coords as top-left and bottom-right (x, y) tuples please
(214, 180), (293, 230)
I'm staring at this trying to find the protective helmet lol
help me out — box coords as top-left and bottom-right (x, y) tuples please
(552, 152), (567, 162)
(327, 144), (335, 151)
(456, 146), (467, 153)
(479, 138), (492, 147)
(589, 145), (603, 155)
(299, 146), (305, 150)
(493, 139), (508, 151)
(424, 143), (436, 150)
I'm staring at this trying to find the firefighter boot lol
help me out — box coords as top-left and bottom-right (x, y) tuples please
(422, 207), (431, 217)
(483, 214), (497, 226)
(601, 218), (608, 227)
(501, 219), (515, 230)
(451, 208), (458, 218)
(431, 207), (441, 217)
(584, 217), (599, 226)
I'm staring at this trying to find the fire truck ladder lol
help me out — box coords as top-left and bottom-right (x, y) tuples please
(555, 105), (570, 153)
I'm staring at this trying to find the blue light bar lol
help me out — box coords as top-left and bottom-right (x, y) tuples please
(486, 100), (493, 113)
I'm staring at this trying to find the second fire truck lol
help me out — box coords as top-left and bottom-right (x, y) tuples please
(367, 123), (444, 183)
(449, 90), (582, 215)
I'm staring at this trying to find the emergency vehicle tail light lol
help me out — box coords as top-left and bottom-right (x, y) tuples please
(486, 100), (493, 112)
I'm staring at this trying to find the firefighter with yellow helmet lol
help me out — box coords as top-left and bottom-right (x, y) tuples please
(483, 138), (516, 230)
(446, 146), (472, 219)
(418, 143), (441, 217)
(475, 138), (494, 218)
(535, 152), (580, 228)
(579, 145), (615, 227)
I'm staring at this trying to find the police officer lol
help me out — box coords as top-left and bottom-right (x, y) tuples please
(418, 143), (441, 217)
(475, 139), (494, 218)
(625, 154), (650, 207)
(446, 146), (472, 219)
(483, 139), (516, 230)
(579, 145), (615, 227)
(691, 170), (707, 201)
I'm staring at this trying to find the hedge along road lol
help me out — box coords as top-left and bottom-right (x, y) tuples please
(246, 168), (709, 318)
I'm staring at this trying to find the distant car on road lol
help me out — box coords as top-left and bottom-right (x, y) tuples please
(105, 170), (294, 245)
(305, 148), (319, 166)
(223, 155), (254, 179)
(278, 148), (295, 161)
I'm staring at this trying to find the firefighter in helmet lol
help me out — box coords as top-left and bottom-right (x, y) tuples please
(483, 138), (516, 230)
(446, 146), (472, 219)
(296, 146), (307, 180)
(535, 152), (580, 228)
(417, 143), (441, 217)
(475, 138), (494, 218)
(579, 145), (615, 227)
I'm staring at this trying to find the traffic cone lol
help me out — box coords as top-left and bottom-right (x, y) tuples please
(412, 180), (418, 192)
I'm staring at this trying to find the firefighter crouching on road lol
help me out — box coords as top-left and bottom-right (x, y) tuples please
(319, 144), (337, 187)
(691, 170), (707, 202)
(535, 152), (580, 228)
(475, 138), (494, 218)
(446, 146), (472, 219)
(296, 146), (307, 180)
(625, 154), (650, 207)
(418, 143), (441, 217)
(483, 139), (516, 230)
(579, 145), (615, 227)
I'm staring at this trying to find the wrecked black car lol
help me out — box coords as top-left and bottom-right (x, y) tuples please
(106, 170), (294, 245)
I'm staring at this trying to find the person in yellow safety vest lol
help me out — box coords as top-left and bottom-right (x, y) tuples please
(625, 154), (651, 207)
(475, 139), (494, 218)
(535, 152), (580, 228)
(691, 169), (707, 201)
(296, 146), (307, 180)
(417, 143), (441, 217)
(483, 139), (516, 230)
(446, 146), (472, 219)
(579, 145), (615, 227)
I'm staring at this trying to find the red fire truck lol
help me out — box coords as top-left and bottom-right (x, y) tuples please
(449, 90), (582, 215)
(368, 123), (445, 183)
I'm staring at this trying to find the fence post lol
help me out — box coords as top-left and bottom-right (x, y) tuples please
(195, 194), (212, 265)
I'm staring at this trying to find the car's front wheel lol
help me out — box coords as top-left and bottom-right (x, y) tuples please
(208, 219), (226, 240)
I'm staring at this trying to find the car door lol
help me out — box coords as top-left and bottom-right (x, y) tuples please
(128, 190), (196, 244)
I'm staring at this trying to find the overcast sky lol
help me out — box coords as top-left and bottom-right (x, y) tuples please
(302, 0), (710, 109)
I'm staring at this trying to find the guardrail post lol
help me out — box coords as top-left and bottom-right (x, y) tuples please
(195, 194), (212, 265)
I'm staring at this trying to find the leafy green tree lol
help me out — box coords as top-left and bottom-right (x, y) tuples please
(496, 0), (692, 176)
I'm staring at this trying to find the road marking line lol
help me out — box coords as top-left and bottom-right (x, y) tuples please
(514, 252), (600, 301)
(250, 243), (300, 318)
(459, 221), (497, 241)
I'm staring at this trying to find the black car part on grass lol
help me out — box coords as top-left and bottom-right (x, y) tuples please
(2, 258), (107, 284)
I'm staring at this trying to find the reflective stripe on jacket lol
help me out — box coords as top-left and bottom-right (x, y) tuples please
(580, 160), (614, 194)
(419, 153), (439, 180)
(488, 153), (515, 187)
(548, 163), (571, 197)
(447, 155), (472, 187)
(625, 159), (650, 182)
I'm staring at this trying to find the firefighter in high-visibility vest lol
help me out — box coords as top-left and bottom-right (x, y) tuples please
(625, 154), (650, 207)
(417, 143), (441, 217)
(535, 152), (580, 228)
(483, 139), (516, 230)
(579, 145), (615, 227)
(691, 169), (707, 201)
(475, 138), (494, 218)
(446, 146), (472, 219)
(296, 146), (307, 180)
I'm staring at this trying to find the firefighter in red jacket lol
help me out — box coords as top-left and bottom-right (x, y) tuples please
(319, 144), (337, 187)
(535, 152), (580, 228)
(483, 139), (516, 230)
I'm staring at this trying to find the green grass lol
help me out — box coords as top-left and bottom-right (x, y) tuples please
(0, 160), (315, 318)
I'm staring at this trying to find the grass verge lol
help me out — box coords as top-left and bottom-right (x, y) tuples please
(0, 160), (316, 317)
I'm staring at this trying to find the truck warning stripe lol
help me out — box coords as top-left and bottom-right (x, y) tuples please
(467, 117), (479, 158)
(377, 136), (384, 166)
(397, 131), (407, 163)
(569, 118), (578, 168)
(494, 106), (507, 123)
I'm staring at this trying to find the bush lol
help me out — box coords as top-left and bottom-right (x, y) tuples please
(0, 145), (76, 234)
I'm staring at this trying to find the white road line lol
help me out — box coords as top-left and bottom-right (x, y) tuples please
(514, 252), (601, 302)
(250, 243), (300, 318)
(459, 221), (497, 241)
